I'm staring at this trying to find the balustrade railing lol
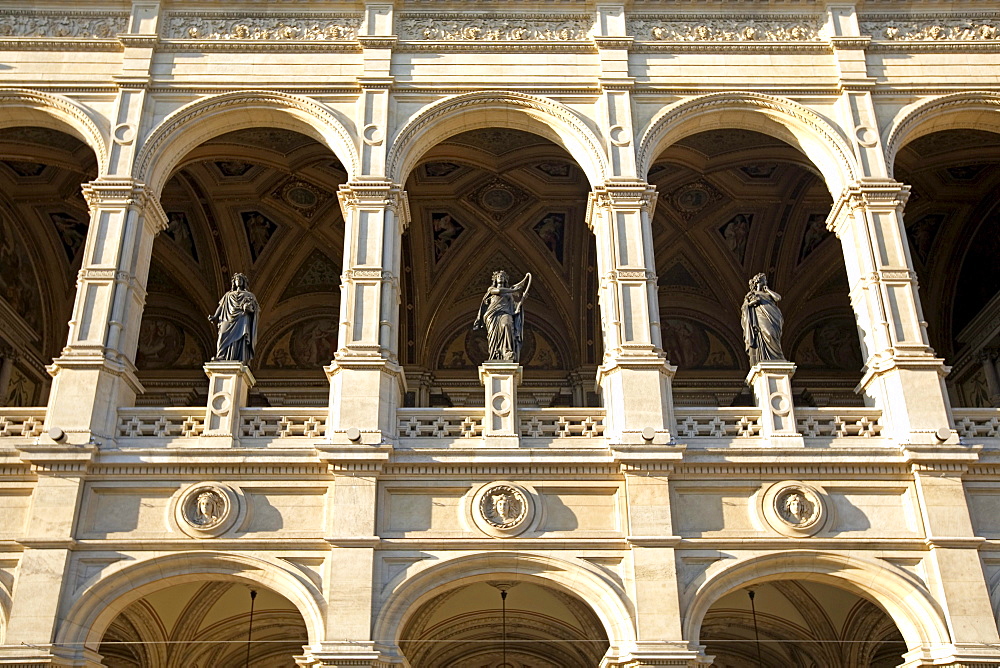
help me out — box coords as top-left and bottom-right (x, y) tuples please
(795, 407), (883, 438)
(519, 409), (605, 437)
(674, 407), (762, 438)
(240, 408), (327, 438)
(0, 408), (46, 438)
(397, 408), (483, 439)
(117, 408), (206, 438)
(953, 408), (1000, 439)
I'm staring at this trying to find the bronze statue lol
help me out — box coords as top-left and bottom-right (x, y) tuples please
(741, 272), (785, 366)
(209, 273), (259, 363)
(473, 270), (532, 362)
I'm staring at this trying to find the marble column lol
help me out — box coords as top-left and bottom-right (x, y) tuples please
(326, 182), (409, 445)
(588, 183), (676, 444)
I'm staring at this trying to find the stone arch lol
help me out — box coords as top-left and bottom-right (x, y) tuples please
(683, 550), (951, 653)
(884, 91), (1000, 177)
(0, 88), (108, 173)
(386, 91), (609, 186)
(638, 92), (859, 197)
(55, 551), (326, 652)
(373, 551), (635, 654)
(134, 90), (359, 196)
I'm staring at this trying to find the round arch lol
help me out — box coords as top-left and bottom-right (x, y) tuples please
(0, 88), (108, 173)
(55, 551), (327, 651)
(683, 550), (951, 653)
(638, 92), (859, 197)
(373, 551), (635, 654)
(885, 91), (1000, 177)
(386, 91), (609, 187)
(133, 90), (359, 197)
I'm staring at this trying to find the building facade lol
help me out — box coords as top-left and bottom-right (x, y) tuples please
(1, 0), (1000, 666)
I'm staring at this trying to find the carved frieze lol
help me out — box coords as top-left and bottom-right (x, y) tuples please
(398, 14), (591, 41)
(861, 17), (1000, 41)
(628, 16), (823, 42)
(0, 10), (128, 39)
(164, 13), (361, 41)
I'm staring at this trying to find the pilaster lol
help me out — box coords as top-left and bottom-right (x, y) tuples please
(588, 183), (675, 444)
(828, 182), (953, 445)
(479, 362), (522, 447)
(747, 361), (803, 445)
(45, 179), (166, 443)
(201, 362), (255, 443)
(327, 182), (409, 443)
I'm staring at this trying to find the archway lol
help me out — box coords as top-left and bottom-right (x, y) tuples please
(399, 580), (609, 667)
(98, 581), (308, 668)
(135, 126), (348, 406)
(0, 124), (99, 406)
(56, 552), (326, 658)
(398, 126), (601, 408)
(701, 580), (905, 667)
(890, 124), (1000, 409)
(647, 127), (861, 407)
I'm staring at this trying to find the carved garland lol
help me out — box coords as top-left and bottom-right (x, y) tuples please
(860, 15), (1000, 42)
(628, 15), (824, 42)
(164, 11), (362, 41)
(884, 91), (1000, 175)
(386, 91), (608, 185)
(637, 92), (858, 189)
(0, 9), (128, 39)
(397, 14), (592, 41)
(134, 90), (359, 193)
(0, 89), (108, 172)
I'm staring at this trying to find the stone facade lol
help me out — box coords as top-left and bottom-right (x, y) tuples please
(1, 1), (1000, 666)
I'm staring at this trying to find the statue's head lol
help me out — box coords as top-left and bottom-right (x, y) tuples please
(750, 272), (767, 289)
(232, 273), (248, 290)
(492, 270), (508, 287)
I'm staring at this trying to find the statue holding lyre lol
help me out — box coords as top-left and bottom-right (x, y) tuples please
(473, 270), (532, 362)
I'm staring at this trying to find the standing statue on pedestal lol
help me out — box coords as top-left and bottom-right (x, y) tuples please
(741, 272), (785, 366)
(473, 270), (532, 362)
(209, 273), (259, 363)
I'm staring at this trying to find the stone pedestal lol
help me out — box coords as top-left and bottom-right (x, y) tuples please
(479, 362), (522, 448)
(202, 361), (255, 441)
(746, 361), (802, 445)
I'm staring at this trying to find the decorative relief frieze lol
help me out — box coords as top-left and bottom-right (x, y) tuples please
(627, 16), (824, 42)
(164, 13), (361, 41)
(398, 14), (592, 41)
(861, 17), (1000, 41)
(0, 10), (128, 39)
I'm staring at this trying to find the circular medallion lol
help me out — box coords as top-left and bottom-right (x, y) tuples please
(173, 482), (243, 538)
(470, 482), (536, 537)
(758, 481), (828, 537)
(481, 187), (515, 212)
(285, 185), (319, 209)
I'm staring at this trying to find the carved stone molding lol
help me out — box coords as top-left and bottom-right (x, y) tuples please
(628, 15), (824, 43)
(398, 14), (591, 42)
(861, 16), (1000, 42)
(0, 9), (128, 39)
(757, 481), (828, 538)
(0, 89), (108, 171)
(172, 481), (244, 538)
(470, 481), (537, 538)
(164, 12), (361, 41)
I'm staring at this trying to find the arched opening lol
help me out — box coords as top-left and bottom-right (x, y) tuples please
(399, 127), (601, 408)
(701, 580), (905, 667)
(648, 128), (862, 407)
(98, 580), (307, 668)
(136, 127), (348, 405)
(399, 581), (609, 667)
(0, 125), (98, 406)
(891, 127), (1000, 408)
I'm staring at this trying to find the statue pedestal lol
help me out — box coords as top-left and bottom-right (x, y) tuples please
(746, 361), (803, 446)
(479, 362), (522, 448)
(202, 361), (255, 442)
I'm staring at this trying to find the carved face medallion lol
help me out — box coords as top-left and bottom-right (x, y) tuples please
(759, 481), (827, 537)
(173, 482), (242, 538)
(471, 482), (535, 537)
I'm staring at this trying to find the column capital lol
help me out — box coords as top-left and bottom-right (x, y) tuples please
(828, 180), (910, 233)
(338, 181), (410, 228)
(587, 180), (657, 214)
(82, 177), (168, 233)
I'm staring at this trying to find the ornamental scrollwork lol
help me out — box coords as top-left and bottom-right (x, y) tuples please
(0, 11), (128, 39)
(398, 15), (592, 41)
(165, 14), (361, 41)
(860, 18), (1000, 41)
(628, 17), (823, 42)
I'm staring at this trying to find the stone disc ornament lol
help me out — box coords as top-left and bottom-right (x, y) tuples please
(173, 482), (243, 538)
(758, 481), (828, 538)
(471, 482), (536, 537)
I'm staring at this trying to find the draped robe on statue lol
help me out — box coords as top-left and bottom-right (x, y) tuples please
(476, 273), (530, 362)
(741, 282), (784, 366)
(211, 287), (259, 362)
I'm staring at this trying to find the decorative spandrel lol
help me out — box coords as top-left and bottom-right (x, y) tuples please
(209, 273), (259, 364)
(741, 272), (785, 366)
(473, 270), (532, 362)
